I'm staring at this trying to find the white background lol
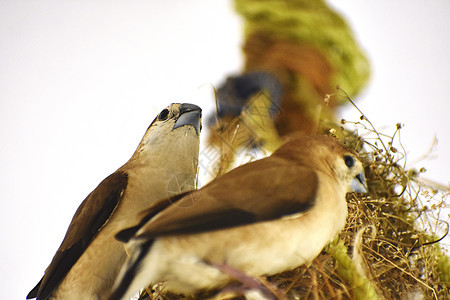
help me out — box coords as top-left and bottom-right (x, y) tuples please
(0, 1), (448, 299)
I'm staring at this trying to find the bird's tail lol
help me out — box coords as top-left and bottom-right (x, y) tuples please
(108, 239), (155, 300)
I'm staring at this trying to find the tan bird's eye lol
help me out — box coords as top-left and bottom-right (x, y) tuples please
(344, 155), (355, 168)
(158, 109), (170, 121)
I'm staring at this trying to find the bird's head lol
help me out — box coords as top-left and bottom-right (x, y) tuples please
(275, 135), (367, 193)
(331, 150), (367, 194)
(131, 103), (202, 168)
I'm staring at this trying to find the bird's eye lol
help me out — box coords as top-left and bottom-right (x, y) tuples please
(158, 109), (170, 121)
(344, 155), (355, 168)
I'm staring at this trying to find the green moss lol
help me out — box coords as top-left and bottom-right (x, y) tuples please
(235, 0), (370, 99)
(327, 240), (379, 300)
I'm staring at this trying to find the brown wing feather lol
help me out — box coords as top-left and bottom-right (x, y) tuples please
(134, 157), (318, 239)
(27, 171), (128, 300)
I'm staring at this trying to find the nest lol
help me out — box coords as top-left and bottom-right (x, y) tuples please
(136, 94), (449, 300)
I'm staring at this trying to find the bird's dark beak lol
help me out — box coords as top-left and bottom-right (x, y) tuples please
(173, 103), (202, 135)
(350, 171), (368, 193)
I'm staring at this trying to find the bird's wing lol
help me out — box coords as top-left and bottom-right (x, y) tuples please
(27, 171), (128, 300)
(129, 158), (318, 240)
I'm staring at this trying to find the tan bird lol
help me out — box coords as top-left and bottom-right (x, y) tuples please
(109, 134), (367, 299)
(26, 103), (202, 300)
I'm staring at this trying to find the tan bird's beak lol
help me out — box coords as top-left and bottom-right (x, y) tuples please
(351, 171), (368, 193)
(173, 103), (202, 135)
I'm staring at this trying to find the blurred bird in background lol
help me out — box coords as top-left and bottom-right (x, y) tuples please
(26, 103), (201, 300)
(207, 71), (283, 127)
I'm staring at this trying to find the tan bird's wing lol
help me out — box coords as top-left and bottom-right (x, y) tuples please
(128, 158), (318, 240)
(27, 171), (128, 300)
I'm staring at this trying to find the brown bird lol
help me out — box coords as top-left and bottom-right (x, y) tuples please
(26, 103), (202, 300)
(109, 134), (367, 299)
